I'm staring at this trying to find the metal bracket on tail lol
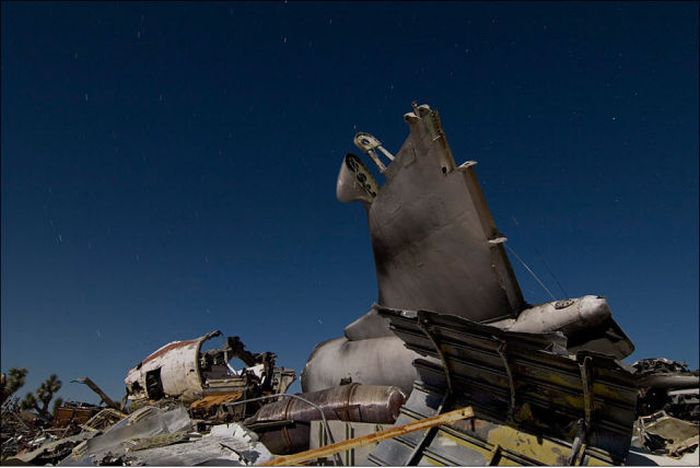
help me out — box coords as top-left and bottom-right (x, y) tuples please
(354, 132), (395, 173)
(457, 160), (478, 172)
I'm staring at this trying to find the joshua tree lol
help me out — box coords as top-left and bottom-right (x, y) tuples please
(20, 374), (63, 420)
(0, 368), (28, 404)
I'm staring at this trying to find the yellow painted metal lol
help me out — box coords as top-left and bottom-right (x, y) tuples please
(189, 391), (243, 410)
(486, 425), (572, 465)
(429, 419), (614, 466)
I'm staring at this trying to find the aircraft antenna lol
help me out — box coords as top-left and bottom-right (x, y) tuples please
(505, 244), (557, 301)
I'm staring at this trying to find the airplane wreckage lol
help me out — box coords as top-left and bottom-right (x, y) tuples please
(1, 103), (698, 466)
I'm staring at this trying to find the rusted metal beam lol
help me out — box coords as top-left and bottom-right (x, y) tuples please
(260, 406), (474, 466)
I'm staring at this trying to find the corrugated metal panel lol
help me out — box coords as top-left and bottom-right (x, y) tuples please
(369, 308), (638, 465)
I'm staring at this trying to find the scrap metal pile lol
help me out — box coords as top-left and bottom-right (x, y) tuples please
(1, 103), (697, 466)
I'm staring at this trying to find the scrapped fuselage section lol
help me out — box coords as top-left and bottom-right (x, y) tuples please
(299, 102), (696, 465)
(304, 103), (635, 396)
(124, 330), (295, 415)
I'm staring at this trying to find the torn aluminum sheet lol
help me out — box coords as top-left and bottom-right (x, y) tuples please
(63, 416), (271, 466)
(117, 423), (272, 466)
(244, 383), (406, 455)
(367, 307), (639, 466)
(61, 405), (192, 465)
(80, 408), (126, 432)
(303, 102), (634, 393)
(11, 431), (97, 465)
(125, 330), (295, 405)
(634, 410), (699, 457)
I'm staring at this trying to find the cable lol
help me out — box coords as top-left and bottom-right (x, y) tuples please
(532, 246), (569, 297)
(505, 244), (557, 301)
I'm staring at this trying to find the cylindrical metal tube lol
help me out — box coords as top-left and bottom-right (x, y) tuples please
(245, 384), (406, 454)
(638, 373), (700, 389)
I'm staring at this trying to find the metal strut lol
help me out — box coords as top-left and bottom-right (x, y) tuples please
(403, 316), (455, 466)
(496, 341), (517, 422)
(568, 355), (594, 465)
(579, 355), (594, 428)
(418, 317), (453, 394)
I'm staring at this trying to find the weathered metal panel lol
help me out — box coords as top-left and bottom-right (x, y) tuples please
(363, 105), (524, 322)
(369, 308), (639, 465)
(370, 384), (620, 466)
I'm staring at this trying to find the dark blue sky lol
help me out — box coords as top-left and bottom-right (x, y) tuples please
(2, 1), (698, 404)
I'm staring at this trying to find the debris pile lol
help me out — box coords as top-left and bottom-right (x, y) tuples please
(2, 103), (697, 466)
(629, 357), (700, 459)
(1, 396), (41, 459)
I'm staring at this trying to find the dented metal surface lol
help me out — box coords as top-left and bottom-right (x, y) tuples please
(368, 307), (639, 465)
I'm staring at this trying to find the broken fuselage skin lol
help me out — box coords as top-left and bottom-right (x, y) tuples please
(125, 330), (295, 405)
